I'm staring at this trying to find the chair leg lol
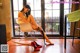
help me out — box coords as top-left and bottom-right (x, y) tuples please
(41, 30), (46, 45)
(78, 30), (80, 39)
(72, 22), (76, 46)
(19, 26), (20, 36)
(18, 26), (22, 42)
(24, 32), (28, 37)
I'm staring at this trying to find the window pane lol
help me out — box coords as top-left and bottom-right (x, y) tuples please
(52, 23), (59, 32)
(64, 0), (70, 9)
(53, 10), (60, 17)
(64, 10), (69, 15)
(34, 11), (41, 17)
(14, 11), (18, 18)
(34, 0), (41, 10)
(19, 0), (23, 10)
(35, 18), (41, 26)
(64, 0), (72, 36)
(13, 0), (18, 10)
(45, 10), (53, 18)
(45, 23), (52, 32)
(64, 3), (69, 9)
(51, 0), (60, 9)
(27, 0), (34, 10)
(31, 11), (41, 29)
(34, 17), (41, 26)
(45, 4), (52, 10)
(52, 17), (60, 23)
(27, 0), (41, 29)
(45, 0), (52, 3)
(52, 0), (60, 2)
(53, 3), (60, 9)
(31, 11), (35, 17)
(45, 23), (59, 32)
(51, 0), (60, 4)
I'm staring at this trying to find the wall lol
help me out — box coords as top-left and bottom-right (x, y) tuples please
(0, 0), (12, 41)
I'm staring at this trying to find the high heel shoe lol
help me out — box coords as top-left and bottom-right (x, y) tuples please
(33, 41), (42, 48)
(31, 41), (40, 51)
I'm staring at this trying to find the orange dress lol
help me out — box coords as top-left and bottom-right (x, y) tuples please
(18, 12), (38, 30)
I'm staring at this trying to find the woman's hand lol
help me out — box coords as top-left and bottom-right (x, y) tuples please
(38, 26), (43, 32)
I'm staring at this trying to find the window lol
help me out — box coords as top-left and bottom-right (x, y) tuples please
(64, 0), (72, 35)
(13, 0), (23, 35)
(27, 0), (41, 34)
(45, 0), (60, 34)
(12, 0), (72, 36)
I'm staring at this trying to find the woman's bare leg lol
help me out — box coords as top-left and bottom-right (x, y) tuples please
(37, 26), (53, 44)
(40, 30), (53, 44)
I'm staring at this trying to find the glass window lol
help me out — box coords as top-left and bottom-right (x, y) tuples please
(45, 0), (52, 4)
(45, 0), (60, 34)
(13, 0), (23, 10)
(64, 0), (72, 10)
(45, 23), (59, 32)
(13, 0), (18, 10)
(14, 11), (18, 18)
(45, 4), (52, 10)
(45, 10), (53, 18)
(27, 0), (41, 34)
(64, 0), (72, 35)
(27, 0), (34, 10)
(34, 11), (41, 17)
(31, 11), (35, 16)
(13, 0), (23, 35)
(52, 0), (60, 2)
(64, 10), (69, 15)
(45, 23), (52, 32)
(64, 3), (69, 9)
(12, 0), (72, 36)
(53, 3), (60, 9)
(19, 0), (23, 10)
(52, 0), (60, 9)
(34, 0), (41, 10)
(53, 10), (60, 17)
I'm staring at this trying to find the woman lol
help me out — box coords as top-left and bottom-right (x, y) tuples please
(18, 5), (54, 51)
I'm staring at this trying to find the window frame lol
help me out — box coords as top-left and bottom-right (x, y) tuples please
(11, 0), (71, 37)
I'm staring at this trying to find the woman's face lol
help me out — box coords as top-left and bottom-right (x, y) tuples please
(24, 7), (29, 13)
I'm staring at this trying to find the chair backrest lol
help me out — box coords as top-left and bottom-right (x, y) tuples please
(20, 23), (33, 32)
(16, 19), (33, 32)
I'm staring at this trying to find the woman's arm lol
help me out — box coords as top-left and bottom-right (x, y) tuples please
(30, 15), (39, 30)
(30, 15), (44, 31)
(18, 12), (28, 24)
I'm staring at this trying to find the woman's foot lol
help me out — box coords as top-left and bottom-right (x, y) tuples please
(46, 40), (54, 46)
(45, 43), (54, 46)
(46, 42), (54, 45)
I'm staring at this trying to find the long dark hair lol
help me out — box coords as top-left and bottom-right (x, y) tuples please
(21, 5), (31, 17)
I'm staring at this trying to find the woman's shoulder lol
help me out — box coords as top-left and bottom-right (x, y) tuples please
(18, 11), (23, 16)
(29, 14), (33, 18)
(18, 11), (22, 14)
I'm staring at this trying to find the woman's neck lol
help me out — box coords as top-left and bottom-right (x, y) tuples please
(21, 11), (26, 16)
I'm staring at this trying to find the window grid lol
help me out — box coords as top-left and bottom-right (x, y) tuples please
(45, 0), (60, 33)
(64, 0), (72, 35)
(13, 0), (72, 36)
